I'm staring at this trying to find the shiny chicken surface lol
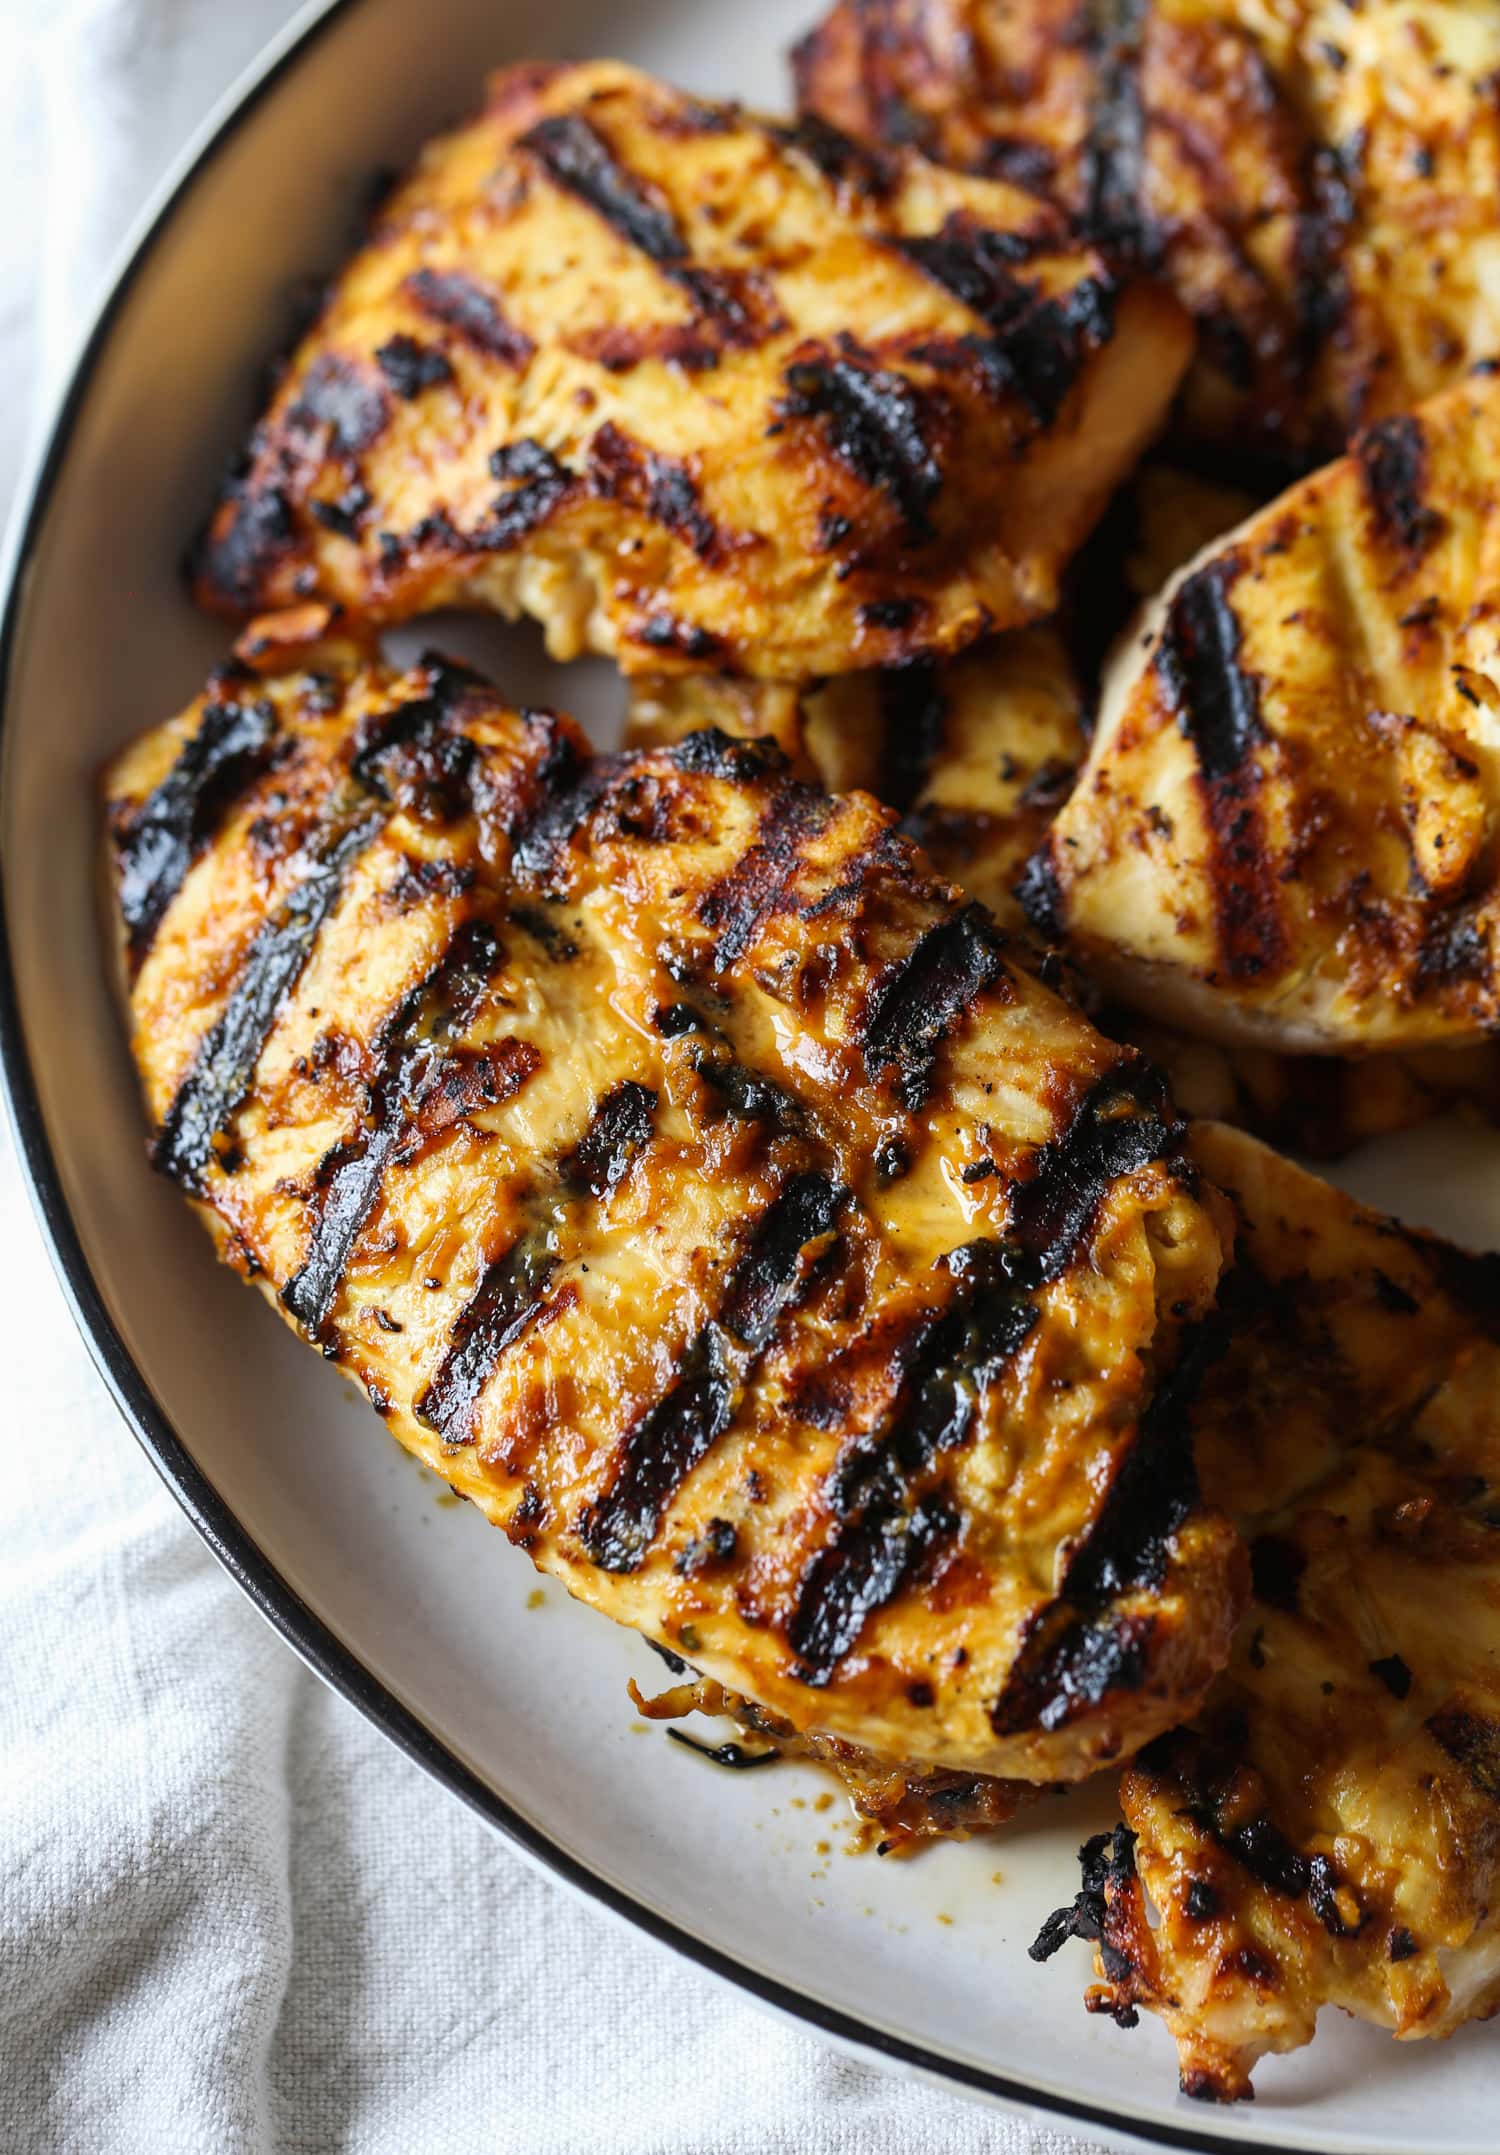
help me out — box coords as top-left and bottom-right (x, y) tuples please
(794, 0), (1500, 463)
(192, 60), (1192, 680)
(1031, 371), (1500, 1054)
(1034, 1124), (1500, 2098)
(105, 645), (1242, 1784)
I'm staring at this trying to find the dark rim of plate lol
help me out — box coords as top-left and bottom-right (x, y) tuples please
(0, 6), (1326, 2148)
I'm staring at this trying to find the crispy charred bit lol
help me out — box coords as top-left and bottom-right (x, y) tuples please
(404, 267), (535, 367)
(281, 920), (510, 1338)
(110, 645), (1240, 1788)
(1156, 556), (1264, 786)
(862, 903), (1008, 1109)
(521, 111), (686, 266)
(112, 696), (278, 974)
(778, 347), (948, 545)
(1357, 416), (1444, 558)
(374, 334), (454, 399)
(289, 354), (389, 457)
(586, 423), (721, 561)
(475, 440), (575, 553)
(1030, 1823), (1141, 1997)
(895, 216), (1036, 332)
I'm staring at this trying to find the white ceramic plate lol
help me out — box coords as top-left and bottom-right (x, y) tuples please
(4, 5), (1499, 2149)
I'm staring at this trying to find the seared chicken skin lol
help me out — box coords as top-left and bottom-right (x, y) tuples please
(1030, 370), (1500, 1055)
(191, 60), (1191, 681)
(794, 0), (1500, 464)
(626, 626), (1086, 925)
(105, 645), (1242, 1784)
(1034, 1124), (1500, 2098)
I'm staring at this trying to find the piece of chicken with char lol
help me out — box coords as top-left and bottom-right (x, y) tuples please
(626, 624), (1087, 927)
(192, 60), (1192, 682)
(1030, 369), (1500, 1056)
(794, 0), (1500, 465)
(105, 643), (1242, 1787)
(1033, 1122), (1500, 2099)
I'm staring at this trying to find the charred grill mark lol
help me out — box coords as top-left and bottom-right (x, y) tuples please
(717, 1173), (846, 1349)
(151, 682), (478, 1191)
(991, 1315), (1219, 1736)
(1294, 139), (1356, 376)
(580, 1177), (849, 1573)
(1014, 842), (1067, 941)
(1003, 1063), (1180, 1289)
(522, 112), (685, 264)
(375, 335), (454, 399)
(505, 720), (615, 890)
(1156, 557), (1284, 983)
(114, 697), (278, 972)
(281, 920), (507, 1338)
(877, 660), (948, 814)
(418, 1079), (658, 1445)
(1081, 0), (1151, 259)
(151, 806), (385, 1193)
(586, 422), (722, 560)
(778, 352), (946, 544)
(895, 218), (1036, 333)
(404, 267), (535, 367)
(416, 1225), (562, 1446)
(630, 613), (728, 662)
(698, 782), (835, 969)
(861, 903), (1007, 1110)
(561, 1079), (658, 1199)
(579, 1328), (736, 1572)
(1358, 417), (1444, 557)
(772, 113), (893, 198)
(473, 440), (575, 553)
(789, 1242), (1040, 1680)
(917, 276), (1119, 428)
(288, 354), (388, 456)
(197, 482), (298, 611)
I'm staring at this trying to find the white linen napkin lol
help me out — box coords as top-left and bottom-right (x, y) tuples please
(0, 6), (1116, 2148)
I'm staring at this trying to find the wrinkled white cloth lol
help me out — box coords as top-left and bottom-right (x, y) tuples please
(0, 7), (1117, 2150)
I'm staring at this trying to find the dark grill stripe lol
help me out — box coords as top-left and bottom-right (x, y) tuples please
(778, 354), (945, 543)
(151, 678), (477, 1193)
(415, 1225), (564, 1446)
(560, 1079), (658, 1199)
(115, 697), (277, 973)
(1002, 1063), (1180, 1288)
(970, 276), (1119, 427)
(522, 113), (685, 264)
(877, 660), (948, 814)
(1156, 558), (1285, 982)
(698, 783), (835, 970)
(505, 723), (616, 890)
(404, 268), (535, 368)
(417, 1079), (658, 1446)
(788, 1242), (1039, 1679)
(861, 903), (1007, 1110)
(473, 440), (575, 554)
(1081, 0), (1151, 259)
(281, 920), (506, 1337)
(895, 218), (1036, 332)
(990, 1311), (1224, 1736)
(578, 1175), (847, 1573)
(1358, 416), (1444, 557)
(151, 808), (385, 1192)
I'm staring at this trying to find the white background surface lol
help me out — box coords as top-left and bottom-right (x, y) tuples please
(0, 5), (1113, 2150)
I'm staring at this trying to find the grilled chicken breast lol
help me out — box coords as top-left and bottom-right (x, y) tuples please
(1033, 1123), (1500, 2098)
(190, 61), (1193, 681)
(626, 626), (1086, 925)
(105, 643), (1243, 1784)
(794, 0), (1500, 465)
(1030, 371), (1500, 1055)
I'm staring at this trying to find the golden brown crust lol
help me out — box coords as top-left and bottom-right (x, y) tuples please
(191, 60), (1191, 679)
(1034, 371), (1500, 1054)
(104, 644), (1243, 1783)
(794, 0), (1500, 465)
(1032, 1125), (1500, 2098)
